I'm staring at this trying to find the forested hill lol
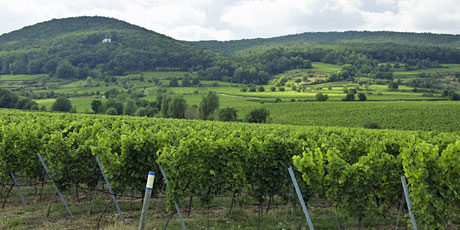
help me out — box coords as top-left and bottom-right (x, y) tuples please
(0, 16), (219, 77)
(0, 16), (153, 49)
(191, 31), (460, 53)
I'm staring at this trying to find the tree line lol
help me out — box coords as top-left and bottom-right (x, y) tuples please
(0, 89), (38, 110)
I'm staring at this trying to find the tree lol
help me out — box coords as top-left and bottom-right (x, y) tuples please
(134, 107), (147, 117)
(246, 108), (270, 123)
(181, 78), (192, 87)
(144, 106), (159, 117)
(27, 59), (43, 74)
(168, 96), (187, 119)
(51, 97), (72, 112)
(364, 122), (381, 129)
(342, 93), (355, 101)
(91, 100), (102, 114)
(192, 78), (200, 86)
(358, 93), (367, 101)
(160, 96), (171, 118)
(55, 60), (76, 79)
(217, 107), (238, 122)
(257, 86), (265, 92)
(15, 98), (37, 110)
(0, 89), (19, 108)
(339, 64), (357, 80)
(169, 78), (179, 87)
(199, 91), (219, 120)
(123, 100), (137, 115)
(449, 92), (460, 101)
(185, 105), (198, 119)
(106, 107), (118, 115)
(105, 99), (123, 115)
(135, 106), (158, 117)
(315, 93), (328, 101)
(388, 81), (399, 90)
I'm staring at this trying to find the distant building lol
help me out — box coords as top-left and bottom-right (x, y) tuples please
(102, 35), (111, 43)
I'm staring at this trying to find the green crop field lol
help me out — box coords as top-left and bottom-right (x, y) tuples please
(265, 100), (460, 131)
(36, 96), (97, 112)
(1, 66), (457, 131)
(1, 110), (459, 229)
(36, 93), (456, 131)
(121, 71), (188, 79)
(0, 74), (47, 81)
(310, 62), (342, 73)
(394, 64), (460, 76)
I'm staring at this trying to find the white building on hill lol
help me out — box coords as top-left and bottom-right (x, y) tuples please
(102, 35), (111, 43)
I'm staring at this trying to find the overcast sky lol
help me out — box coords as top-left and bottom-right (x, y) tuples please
(1, 0), (460, 41)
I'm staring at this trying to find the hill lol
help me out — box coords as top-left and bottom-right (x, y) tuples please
(191, 31), (460, 53)
(0, 16), (218, 77)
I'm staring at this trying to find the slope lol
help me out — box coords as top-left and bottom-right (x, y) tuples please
(0, 16), (217, 77)
(191, 31), (460, 53)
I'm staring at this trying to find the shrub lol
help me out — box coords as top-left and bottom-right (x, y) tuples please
(246, 108), (270, 123)
(364, 122), (381, 129)
(51, 97), (72, 112)
(449, 92), (460, 101)
(315, 93), (328, 101)
(106, 107), (118, 115)
(342, 93), (355, 101)
(217, 107), (238, 122)
(358, 93), (367, 101)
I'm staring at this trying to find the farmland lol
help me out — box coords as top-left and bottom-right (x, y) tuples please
(0, 109), (459, 229)
(0, 65), (458, 131)
(265, 101), (460, 131)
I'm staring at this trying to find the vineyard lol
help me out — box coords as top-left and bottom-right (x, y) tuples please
(266, 101), (460, 132)
(1, 109), (460, 229)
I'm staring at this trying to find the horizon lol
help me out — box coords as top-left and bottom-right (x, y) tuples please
(1, 0), (460, 41)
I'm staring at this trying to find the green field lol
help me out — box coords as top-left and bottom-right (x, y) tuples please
(394, 64), (460, 76)
(264, 101), (460, 131)
(36, 96), (95, 113)
(2, 62), (460, 132)
(24, 68), (457, 133)
(0, 74), (46, 81)
(310, 62), (342, 73)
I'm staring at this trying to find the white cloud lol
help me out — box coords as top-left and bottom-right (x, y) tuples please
(1, 0), (460, 40)
(361, 0), (460, 33)
(166, 25), (235, 41)
(221, 0), (365, 38)
(375, 0), (398, 5)
(0, 0), (215, 39)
